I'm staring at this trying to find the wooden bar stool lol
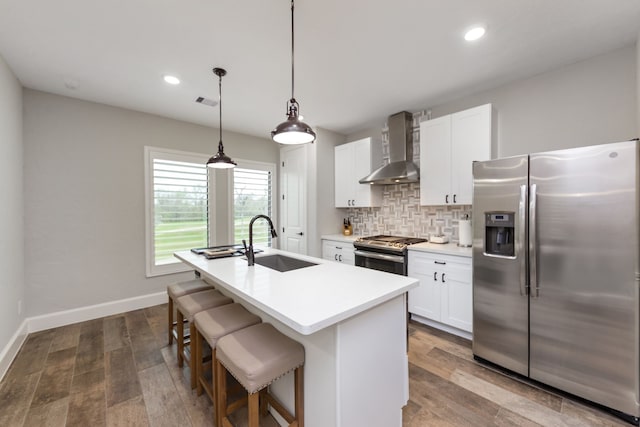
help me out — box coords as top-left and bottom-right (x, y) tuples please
(167, 278), (212, 345)
(216, 323), (305, 427)
(176, 289), (233, 389)
(193, 303), (261, 412)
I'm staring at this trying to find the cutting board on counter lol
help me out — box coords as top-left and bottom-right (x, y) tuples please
(191, 244), (263, 259)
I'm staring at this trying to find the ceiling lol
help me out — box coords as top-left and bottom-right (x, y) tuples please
(1, 0), (639, 139)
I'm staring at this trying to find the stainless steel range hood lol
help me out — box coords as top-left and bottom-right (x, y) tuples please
(359, 111), (419, 185)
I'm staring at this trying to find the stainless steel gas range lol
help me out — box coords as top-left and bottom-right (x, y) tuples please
(354, 235), (428, 276)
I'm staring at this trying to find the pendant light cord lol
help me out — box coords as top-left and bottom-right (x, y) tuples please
(218, 72), (223, 145)
(290, 0), (295, 102)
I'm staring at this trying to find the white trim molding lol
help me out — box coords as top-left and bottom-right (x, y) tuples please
(0, 319), (28, 383)
(144, 146), (214, 277)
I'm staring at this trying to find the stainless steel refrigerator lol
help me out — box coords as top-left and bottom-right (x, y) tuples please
(472, 139), (639, 422)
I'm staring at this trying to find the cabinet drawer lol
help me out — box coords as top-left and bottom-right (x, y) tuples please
(322, 240), (355, 265)
(409, 251), (470, 272)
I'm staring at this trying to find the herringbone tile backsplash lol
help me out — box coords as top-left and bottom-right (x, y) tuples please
(347, 111), (471, 242)
(346, 183), (471, 242)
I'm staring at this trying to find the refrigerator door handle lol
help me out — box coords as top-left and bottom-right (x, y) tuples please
(519, 184), (528, 296)
(529, 183), (539, 298)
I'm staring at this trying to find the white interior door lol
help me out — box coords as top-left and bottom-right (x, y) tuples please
(280, 145), (307, 254)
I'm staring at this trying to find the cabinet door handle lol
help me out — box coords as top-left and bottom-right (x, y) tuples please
(338, 255), (342, 262)
(297, 232), (304, 236)
(441, 273), (446, 283)
(434, 261), (446, 265)
(445, 194), (449, 204)
(453, 194), (457, 203)
(433, 272), (437, 281)
(347, 199), (351, 206)
(336, 246), (342, 250)
(351, 199), (355, 206)
(335, 254), (338, 261)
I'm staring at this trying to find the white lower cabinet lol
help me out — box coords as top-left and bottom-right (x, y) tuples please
(322, 239), (355, 265)
(408, 251), (472, 334)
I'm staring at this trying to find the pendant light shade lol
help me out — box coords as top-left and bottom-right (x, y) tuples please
(271, 0), (316, 145)
(207, 67), (237, 169)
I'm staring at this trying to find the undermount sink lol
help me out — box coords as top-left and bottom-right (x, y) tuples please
(253, 254), (317, 272)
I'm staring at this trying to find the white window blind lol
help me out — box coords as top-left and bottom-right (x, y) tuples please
(233, 167), (273, 246)
(153, 159), (208, 264)
(145, 147), (211, 277)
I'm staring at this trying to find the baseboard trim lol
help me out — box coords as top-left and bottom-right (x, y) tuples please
(0, 319), (28, 383)
(409, 314), (473, 341)
(1, 291), (168, 382)
(27, 291), (168, 333)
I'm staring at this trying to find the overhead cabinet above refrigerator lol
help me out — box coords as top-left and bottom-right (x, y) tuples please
(420, 104), (492, 206)
(472, 140), (640, 424)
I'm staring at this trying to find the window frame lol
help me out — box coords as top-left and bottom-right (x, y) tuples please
(144, 146), (215, 277)
(227, 159), (278, 247)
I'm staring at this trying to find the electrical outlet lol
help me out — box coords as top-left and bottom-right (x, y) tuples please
(18, 299), (22, 315)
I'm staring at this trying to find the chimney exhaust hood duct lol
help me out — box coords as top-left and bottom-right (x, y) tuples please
(359, 111), (419, 185)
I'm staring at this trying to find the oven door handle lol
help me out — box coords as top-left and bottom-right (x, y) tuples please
(354, 250), (405, 264)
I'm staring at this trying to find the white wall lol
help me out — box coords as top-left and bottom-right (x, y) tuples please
(23, 90), (278, 318)
(349, 45), (637, 157)
(431, 45), (637, 156)
(0, 55), (25, 352)
(307, 128), (346, 257)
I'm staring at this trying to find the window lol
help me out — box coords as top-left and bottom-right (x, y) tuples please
(230, 160), (277, 247)
(145, 147), (213, 277)
(144, 148), (276, 277)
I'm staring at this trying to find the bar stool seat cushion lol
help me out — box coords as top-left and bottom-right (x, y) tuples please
(194, 303), (261, 348)
(168, 279), (211, 299)
(176, 289), (233, 322)
(217, 323), (305, 394)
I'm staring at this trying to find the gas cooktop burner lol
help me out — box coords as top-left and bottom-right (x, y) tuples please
(354, 235), (428, 251)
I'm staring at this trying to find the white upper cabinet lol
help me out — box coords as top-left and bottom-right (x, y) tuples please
(420, 104), (492, 205)
(334, 138), (383, 208)
(419, 115), (451, 205)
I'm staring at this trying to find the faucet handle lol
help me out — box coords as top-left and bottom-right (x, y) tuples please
(242, 239), (248, 253)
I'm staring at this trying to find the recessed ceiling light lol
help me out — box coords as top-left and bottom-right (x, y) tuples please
(464, 26), (486, 41)
(163, 75), (180, 85)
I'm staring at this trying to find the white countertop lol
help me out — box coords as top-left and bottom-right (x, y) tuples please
(408, 241), (472, 257)
(321, 234), (472, 257)
(174, 248), (418, 336)
(320, 234), (360, 244)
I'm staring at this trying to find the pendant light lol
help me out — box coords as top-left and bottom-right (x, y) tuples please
(271, 0), (316, 145)
(207, 67), (237, 169)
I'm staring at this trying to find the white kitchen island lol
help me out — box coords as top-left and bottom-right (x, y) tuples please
(174, 248), (418, 427)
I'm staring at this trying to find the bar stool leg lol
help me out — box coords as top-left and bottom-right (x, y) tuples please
(211, 348), (219, 420)
(216, 358), (228, 427)
(248, 392), (260, 427)
(194, 327), (203, 396)
(296, 367), (304, 427)
(190, 322), (198, 389)
(168, 296), (174, 345)
(259, 389), (268, 417)
(177, 309), (184, 367)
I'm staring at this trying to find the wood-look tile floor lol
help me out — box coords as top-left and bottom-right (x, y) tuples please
(0, 304), (630, 427)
